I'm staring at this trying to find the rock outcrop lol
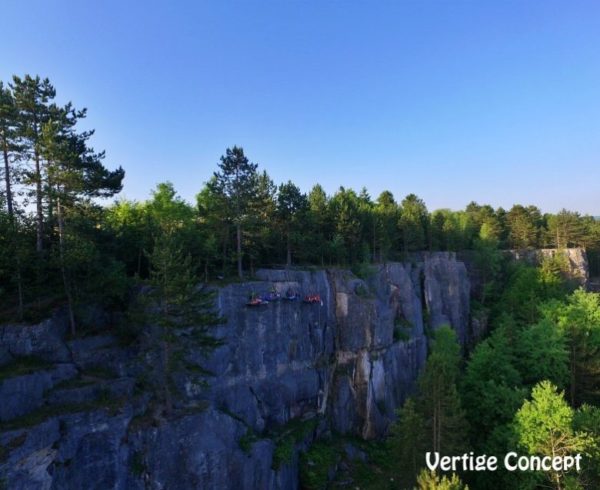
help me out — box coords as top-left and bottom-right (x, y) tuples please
(508, 248), (589, 288)
(0, 253), (472, 489)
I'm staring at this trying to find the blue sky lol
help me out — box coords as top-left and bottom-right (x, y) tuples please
(2, 1), (599, 214)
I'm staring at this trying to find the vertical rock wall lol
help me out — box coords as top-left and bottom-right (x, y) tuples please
(0, 253), (472, 489)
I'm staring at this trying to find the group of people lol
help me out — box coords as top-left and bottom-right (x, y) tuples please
(246, 287), (322, 306)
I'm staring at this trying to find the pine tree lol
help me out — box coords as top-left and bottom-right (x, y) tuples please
(544, 289), (600, 405)
(418, 327), (468, 455)
(211, 146), (258, 278)
(374, 191), (399, 261)
(0, 81), (20, 218)
(39, 107), (124, 334)
(306, 184), (331, 265)
(388, 397), (427, 486)
(400, 194), (429, 253)
(547, 209), (586, 249)
(0, 82), (25, 317)
(11, 75), (56, 252)
(145, 231), (222, 415)
(197, 178), (230, 278)
(277, 181), (307, 267)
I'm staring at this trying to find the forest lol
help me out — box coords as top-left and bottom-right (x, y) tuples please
(1, 75), (599, 325)
(1, 75), (600, 489)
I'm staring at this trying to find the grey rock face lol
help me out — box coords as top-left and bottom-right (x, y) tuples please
(0, 364), (77, 422)
(509, 248), (589, 288)
(0, 346), (13, 367)
(0, 253), (477, 489)
(128, 409), (288, 490)
(0, 312), (71, 363)
(423, 252), (471, 346)
(197, 270), (335, 432)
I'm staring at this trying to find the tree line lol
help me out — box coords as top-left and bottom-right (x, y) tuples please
(109, 149), (600, 281)
(1, 74), (599, 328)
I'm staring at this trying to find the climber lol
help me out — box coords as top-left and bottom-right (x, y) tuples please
(284, 288), (298, 300)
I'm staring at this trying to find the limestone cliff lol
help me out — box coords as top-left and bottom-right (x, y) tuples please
(0, 253), (471, 490)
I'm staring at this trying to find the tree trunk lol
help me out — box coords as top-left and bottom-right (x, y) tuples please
(286, 229), (291, 268)
(35, 152), (43, 253)
(57, 198), (76, 335)
(15, 252), (24, 321)
(570, 345), (577, 406)
(2, 137), (13, 217)
(162, 339), (172, 415)
(3, 141), (24, 319)
(236, 223), (243, 278)
(137, 247), (143, 277)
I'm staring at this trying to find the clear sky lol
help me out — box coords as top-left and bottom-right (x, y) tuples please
(2, 1), (599, 214)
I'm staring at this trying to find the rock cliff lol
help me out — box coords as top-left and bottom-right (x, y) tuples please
(0, 253), (471, 489)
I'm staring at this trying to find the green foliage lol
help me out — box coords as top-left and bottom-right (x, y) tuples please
(472, 233), (503, 305)
(418, 327), (466, 452)
(271, 417), (318, 469)
(387, 397), (427, 487)
(400, 193), (429, 253)
(351, 261), (376, 281)
(130, 451), (146, 477)
(299, 441), (339, 490)
(513, 381), (596, 489)
(0, 356), (52, 381)
(514, 319), (569, 388)
(416, 470), (469, 490)
(542, 289), (600, 406)
(393, 325), (410, 342)
(506, 204), (542, 249)
(239, 428), (258, 454)
(0, 397), (125, 431)
(497, 263), (565, 325)
(142, 230), (223, 414)
(354, 282), (371, 298)
(461, 327), (526, 442)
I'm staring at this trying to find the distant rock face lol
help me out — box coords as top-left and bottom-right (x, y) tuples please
(508, 248), (590, 288)
(0, 253), (473, 490)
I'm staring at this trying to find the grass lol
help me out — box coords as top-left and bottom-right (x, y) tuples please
(0, 356), (53, 381)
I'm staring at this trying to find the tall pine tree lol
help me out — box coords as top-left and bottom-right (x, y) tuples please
(210, 146), (258, 278)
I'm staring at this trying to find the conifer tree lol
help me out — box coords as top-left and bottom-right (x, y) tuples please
(388, 397), (427, 486)
(0, 81), (20, 218)
(145, 231), (222, 415)
(277, 181), (307, 267)
(418, 327), (468, 454)
(374, 191), (399, 261)
(211, 146), (258, 278)
(0, 82), (25, 317)
(400, 193), (429, 253)
(39, 107), (124, 334)
(11, 75), (57, 252)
